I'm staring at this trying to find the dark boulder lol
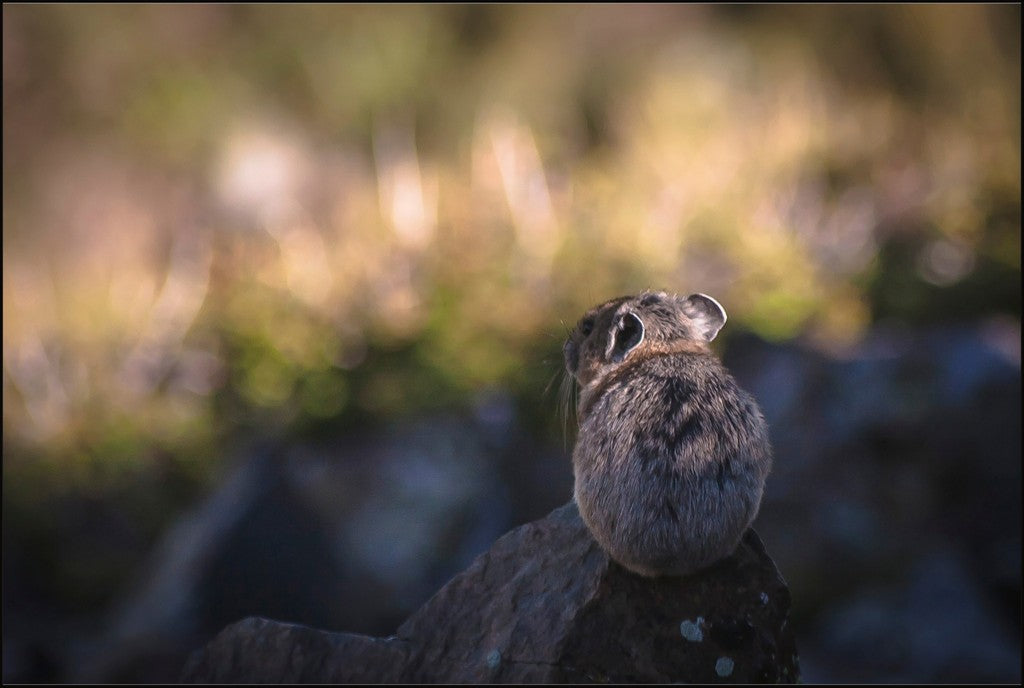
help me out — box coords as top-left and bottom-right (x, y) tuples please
(182, 501), (799, 683)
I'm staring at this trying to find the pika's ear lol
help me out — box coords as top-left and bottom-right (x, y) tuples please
(605, 311), (645, 362)
(682, 293), (727, 341)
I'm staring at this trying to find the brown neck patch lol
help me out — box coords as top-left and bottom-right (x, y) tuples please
(641, 339), (710, 357)
(577, 339), (711, 421)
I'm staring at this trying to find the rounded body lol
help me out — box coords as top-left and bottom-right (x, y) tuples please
(573, 351), (770, 576)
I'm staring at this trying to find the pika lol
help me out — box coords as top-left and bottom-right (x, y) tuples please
(563, 290), (772, 577)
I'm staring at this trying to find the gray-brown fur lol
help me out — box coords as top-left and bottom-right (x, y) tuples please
(563, 290), (772, 577)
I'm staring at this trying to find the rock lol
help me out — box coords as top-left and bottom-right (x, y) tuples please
(724, 324), (1021, 682)
(182, 502), (799, 683)
(71, 446), (352, 683)
(180, 617), (409, 684)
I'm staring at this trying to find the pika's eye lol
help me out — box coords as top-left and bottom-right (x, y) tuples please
(580, 318), (594, 336)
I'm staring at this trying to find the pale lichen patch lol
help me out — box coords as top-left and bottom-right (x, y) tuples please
(679, 616), (704, 642)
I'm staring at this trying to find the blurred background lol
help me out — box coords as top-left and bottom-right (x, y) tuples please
(2, 4), (1020, 683)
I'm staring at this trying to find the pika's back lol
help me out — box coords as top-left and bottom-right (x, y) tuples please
(563, 290), (772, 577)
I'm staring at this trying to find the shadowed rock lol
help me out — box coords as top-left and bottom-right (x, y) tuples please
(182, 502), (799, 683)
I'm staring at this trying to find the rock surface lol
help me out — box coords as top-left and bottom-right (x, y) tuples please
(182, 501), (799, 683)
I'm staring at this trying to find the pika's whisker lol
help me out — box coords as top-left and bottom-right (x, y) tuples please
(543, 368), (561, 398)
(558, 370), (576, 452)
